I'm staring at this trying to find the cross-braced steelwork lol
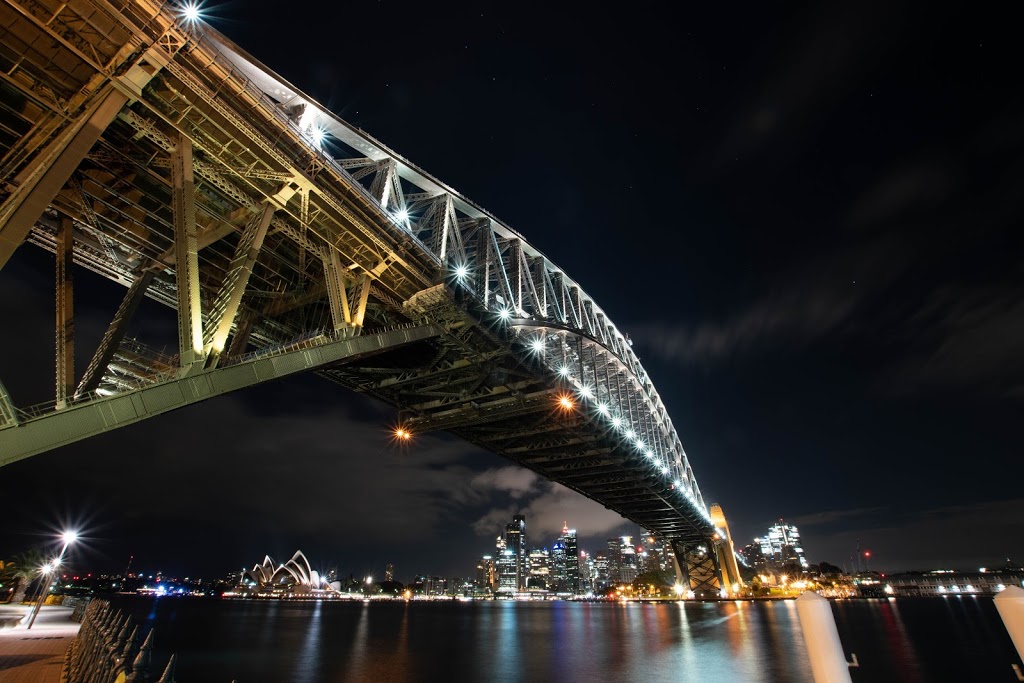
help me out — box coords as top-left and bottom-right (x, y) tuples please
(0, 0), (734, 593)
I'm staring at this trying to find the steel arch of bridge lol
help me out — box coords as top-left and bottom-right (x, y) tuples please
(0, 0), (734, 589)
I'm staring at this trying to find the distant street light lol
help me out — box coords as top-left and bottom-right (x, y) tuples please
(25, 531), (77, 630)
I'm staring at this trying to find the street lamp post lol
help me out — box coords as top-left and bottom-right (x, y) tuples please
(25, 531), (77, 630)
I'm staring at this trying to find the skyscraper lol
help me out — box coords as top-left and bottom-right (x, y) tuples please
(496, 535), (517, 594)
(477, 556), (496, 593)
(506, 515), (527, 590)
(606, 538), (622, 583)
(528, 548), (551, 590)
(755, 520), (809, 570)
(562, 524), (580, 593)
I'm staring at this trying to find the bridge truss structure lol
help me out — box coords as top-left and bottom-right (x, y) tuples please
(0, 0), (740, 595)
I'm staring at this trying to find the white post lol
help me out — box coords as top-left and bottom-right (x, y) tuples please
(995, 585), (1024, 678)
(796, 591), (853, 683)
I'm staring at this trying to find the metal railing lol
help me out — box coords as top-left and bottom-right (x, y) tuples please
(60, 598), (177, 683)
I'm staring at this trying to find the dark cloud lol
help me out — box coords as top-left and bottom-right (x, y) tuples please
(804, 499), (1024, 572)
(788, 506), (888, 528)
(632, 238), (906, 364)
(715, 2), (910, 168)
(886, 285), (1024, 396)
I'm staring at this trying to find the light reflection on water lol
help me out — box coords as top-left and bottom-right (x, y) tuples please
(116, 596), (1018, 682)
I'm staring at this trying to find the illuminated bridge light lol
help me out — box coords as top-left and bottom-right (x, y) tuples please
(498, 307), (512, 321)
(644, 450), (654, 459)
(530, 338), (544, 353)
(557, 394), (575, 411)
(634, 439), (645, 450)
(597, 403), (609, 415)
(394, 208), (410, 223)
(579, 385), (593, 399)
(625, 430), (635, 440)
(454, 263), (469, 279)
(394, 427), (412, 442)
(612, 417), (622, 428)
(181, 1), (202, 22)
(660, 466), (669, 474)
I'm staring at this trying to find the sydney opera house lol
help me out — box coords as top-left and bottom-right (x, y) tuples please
(238, 551), (335, 596)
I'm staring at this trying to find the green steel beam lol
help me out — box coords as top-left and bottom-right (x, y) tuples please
(0, 324), (440, 467)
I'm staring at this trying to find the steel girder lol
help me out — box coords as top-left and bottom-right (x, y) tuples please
(0, 324), (441, 466)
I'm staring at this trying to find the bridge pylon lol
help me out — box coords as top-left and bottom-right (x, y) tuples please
(671, 503), (744, 598)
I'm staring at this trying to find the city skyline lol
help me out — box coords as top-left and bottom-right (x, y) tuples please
(1, 0), (1022, 579)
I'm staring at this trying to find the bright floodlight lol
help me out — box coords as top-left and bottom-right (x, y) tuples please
(597, 403), (609, 415)
(579, 385), (593, 399)
(40, 564), (52, 575)
(558, 366), (571, 378)
(498, 308), (512, 320)
(395, 208), (409, 222)
(181, 2), (201, 22)
(309, 126), (326, 147)
(394, 427), (412, 441)
(61, 530), (78, 545)
(530, 339), (544, 353)
(558, 395), (575, 411)
(455, 264), (469, 279)
(612, 417), (622, 428)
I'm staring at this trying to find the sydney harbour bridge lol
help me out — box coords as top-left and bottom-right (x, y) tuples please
(0, 0), (741, 595)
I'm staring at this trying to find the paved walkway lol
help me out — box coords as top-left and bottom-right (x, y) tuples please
(0, 605), (79, 683)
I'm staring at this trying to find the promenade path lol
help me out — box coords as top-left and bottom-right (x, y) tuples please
(0, 605), (79, 682)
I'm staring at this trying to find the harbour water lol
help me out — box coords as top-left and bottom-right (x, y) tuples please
(109, 596), (1019, 682)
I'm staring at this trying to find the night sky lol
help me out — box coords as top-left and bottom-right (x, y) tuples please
(1, 1), (1021, 581)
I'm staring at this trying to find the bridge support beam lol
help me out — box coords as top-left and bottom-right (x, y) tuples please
(55, 215), (75, 408)
(75, 271), (156, 398)
(0, 380), (17, 429)
(203, 202), (275, 368)
(172, 134), (204, 371)
(0, 324), (441, 467)
(322, 250), (375, 333)
(672, 539), (725, 599)
(0, 86), (129, 272)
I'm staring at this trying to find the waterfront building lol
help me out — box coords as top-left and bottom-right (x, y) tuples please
(528, 548), (552, 590)
(883, 568), (1024, 597)
(239, 551), (331, 595)
(740, 543), (768, 571)
(506, 515), (527, 590)
(606, 538), (622, 583)
(618, 536), (638, 583)
(593, 552), (611, 592)
(562, 525), (580, 593)
(755, 520), (809, 571)
(476, 555), (496, 592)
(579, 551), (593, 593)
(497, 548), (518, 594)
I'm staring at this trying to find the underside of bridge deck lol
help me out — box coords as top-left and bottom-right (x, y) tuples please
(0, 0), (734, 593)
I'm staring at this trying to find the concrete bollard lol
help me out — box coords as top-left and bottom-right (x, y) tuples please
(995, 585), (1024, 680)
(796, 591), (853, 683)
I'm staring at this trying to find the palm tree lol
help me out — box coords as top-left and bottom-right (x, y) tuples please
(6, 549), (45, 604)
(0, 560), (16, 602)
